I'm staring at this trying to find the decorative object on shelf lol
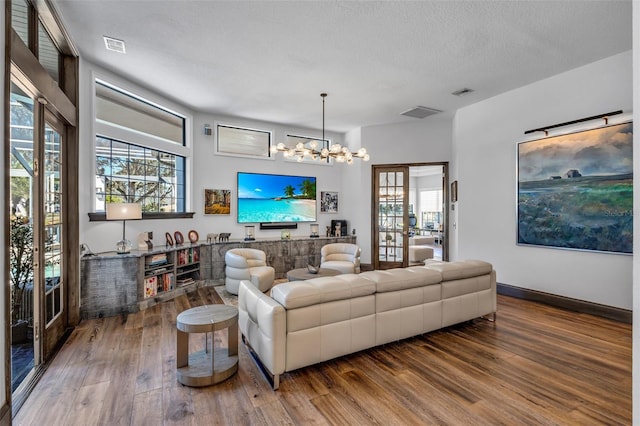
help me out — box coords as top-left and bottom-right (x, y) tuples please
(331, 219), (348, 238)
(219, 232), (231, 242)
(352, 229), (356, 235)
(188, 230), (199, 244)
(206, 233), (218, 243)
(307, 264), (319, 274)
(204, 189), (231, 215)
(165, 232), (174, 247)
(309, 223), (319, 238)
(321, 191), (338, 213)
(269, 93), (370, 165)
(174, 231), (184, 245)
(244, 225), (255, 241)
(281, 230), (290, 240)
(80, 243), (95, 257)
(326, 226), (330, 237)
(137, 231), (153, 250)
(106, 202), (142, 254)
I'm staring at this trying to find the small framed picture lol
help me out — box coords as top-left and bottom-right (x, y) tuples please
(204, 189), (231, 215)
(320, 191), (339, 213)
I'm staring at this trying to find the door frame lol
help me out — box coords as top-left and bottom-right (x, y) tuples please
(371, 162), (449, 270)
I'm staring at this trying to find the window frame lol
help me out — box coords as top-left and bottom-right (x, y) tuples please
(90, 75), (193, 219)
(214, 122), (274, 160)
(94, 135), (187, 214)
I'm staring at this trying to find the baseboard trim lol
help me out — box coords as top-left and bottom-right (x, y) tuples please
(497, 283), (631, 324)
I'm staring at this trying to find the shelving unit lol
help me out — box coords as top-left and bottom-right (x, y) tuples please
(137, 245), (202, 311)
(142, 251), (176, 298)
(175, 246), (200, 287)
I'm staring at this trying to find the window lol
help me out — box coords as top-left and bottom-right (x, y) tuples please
(94, 80), (189, 214)
(420, 190), (443, 229)
(216, 124), (272, 158)
(95, 136), (185, 213)
(96, 81), (185, 145)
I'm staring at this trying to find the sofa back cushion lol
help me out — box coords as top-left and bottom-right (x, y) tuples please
(271, 274), (375, 309)
(423, 259), (492, 280)
(359, 267), (442, 293)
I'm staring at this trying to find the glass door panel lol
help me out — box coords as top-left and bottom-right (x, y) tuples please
(373, 166), (409, 270)
(44, 123), (63, 325)
(10, 82), (37, 392)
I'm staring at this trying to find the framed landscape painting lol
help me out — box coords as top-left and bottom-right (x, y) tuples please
(517, 121), (632, 254)
(204, 189), (231, 215)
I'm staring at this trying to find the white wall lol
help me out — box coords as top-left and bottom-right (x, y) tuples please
(453, 50), (633, 310)
(355, 115), (453, 263)
(78, 62), (346, 253)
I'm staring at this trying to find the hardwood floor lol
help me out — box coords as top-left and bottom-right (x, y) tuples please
(13, 287), (631, 425)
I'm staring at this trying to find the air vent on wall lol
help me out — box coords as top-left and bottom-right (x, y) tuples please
(103, 36), (126, 54)
(400, 106), (442, 119)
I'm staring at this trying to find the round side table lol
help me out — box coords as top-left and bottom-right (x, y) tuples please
(176, 304), (238, 387)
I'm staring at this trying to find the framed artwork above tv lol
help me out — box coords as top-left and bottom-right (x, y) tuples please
(237, 172), (317, 224)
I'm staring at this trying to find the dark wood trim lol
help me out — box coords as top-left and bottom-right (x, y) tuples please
(497, 282), (631, 324)
(3, 0), (12, 415)
(10, 30), (76, 125)
(88, 211), (196, 221)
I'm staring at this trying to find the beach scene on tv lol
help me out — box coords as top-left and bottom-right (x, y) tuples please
(237, 172), (317, 223)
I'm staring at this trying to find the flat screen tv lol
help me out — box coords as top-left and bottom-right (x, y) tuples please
(237, 172), (317, 223)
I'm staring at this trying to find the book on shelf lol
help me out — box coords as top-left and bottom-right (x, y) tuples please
(146, 253), (168, 267)
(163, 273), (175, 292)
(144, 276), (158, 298)
(176, 277), (194, 286)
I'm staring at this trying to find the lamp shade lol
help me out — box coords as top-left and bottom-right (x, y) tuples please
(106, 203), (142, 221)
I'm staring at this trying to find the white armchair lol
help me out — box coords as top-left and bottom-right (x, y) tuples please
(320, 243), (361, 274)
(225, 248), (275, 295)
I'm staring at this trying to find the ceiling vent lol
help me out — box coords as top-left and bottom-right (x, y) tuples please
(451, 88), (474, 97)
(103, 36), (126, 54)
(400, 106), (442, 119)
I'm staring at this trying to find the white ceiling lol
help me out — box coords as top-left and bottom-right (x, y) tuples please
(52, 0), (632, 133)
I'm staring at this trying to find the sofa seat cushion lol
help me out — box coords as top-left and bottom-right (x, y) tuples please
(409, 236), (435, 246)
(424, 259), (492, 281)
(360, 267), (442, 293)
(271, 274), (376, 309)
(409, 246), (434, 263)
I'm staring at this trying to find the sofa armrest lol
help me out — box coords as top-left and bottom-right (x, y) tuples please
(238, 280), (286, 378)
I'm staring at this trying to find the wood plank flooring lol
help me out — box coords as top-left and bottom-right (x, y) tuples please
(13, 287), (631, 425)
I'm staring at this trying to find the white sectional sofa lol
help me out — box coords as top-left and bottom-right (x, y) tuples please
(238, 260), (496, 389)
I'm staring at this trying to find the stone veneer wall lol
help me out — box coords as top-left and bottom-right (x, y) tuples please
(200, 236), (355, 281)
(81, 236), (356, 319)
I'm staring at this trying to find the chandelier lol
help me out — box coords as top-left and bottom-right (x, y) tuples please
(270, 93), (370, 165)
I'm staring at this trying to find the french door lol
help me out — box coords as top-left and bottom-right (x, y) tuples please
(9, 79), (67, 394)
(373, 165), (409, 270)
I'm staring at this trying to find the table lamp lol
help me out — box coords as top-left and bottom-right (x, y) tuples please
(106, 202), (142, 254)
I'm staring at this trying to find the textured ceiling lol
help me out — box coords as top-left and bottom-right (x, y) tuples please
(52, 0), (632, 133)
